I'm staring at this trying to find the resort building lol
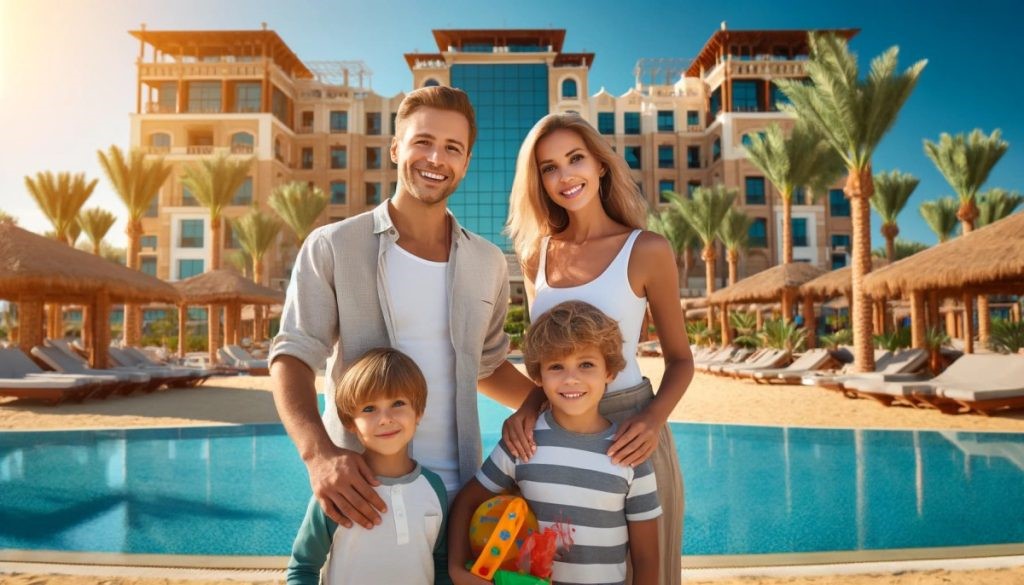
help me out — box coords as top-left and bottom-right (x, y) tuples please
(129, 24), (856, 304)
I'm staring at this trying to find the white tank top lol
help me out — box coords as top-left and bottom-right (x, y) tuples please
(530, 230), (646, 393)
(385, 241), (460, 492)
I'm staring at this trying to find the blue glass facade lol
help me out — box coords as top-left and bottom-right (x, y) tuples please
(450, 63), (549, 250)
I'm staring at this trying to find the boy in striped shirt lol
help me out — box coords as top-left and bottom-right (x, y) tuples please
(449, 301), (661, 585)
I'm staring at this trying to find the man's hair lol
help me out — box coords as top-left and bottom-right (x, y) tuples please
(522, 301), (626, 382)
(334, 347), (428, 428)
(394, 86), (478, 153)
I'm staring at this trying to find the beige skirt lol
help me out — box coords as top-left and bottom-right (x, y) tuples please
(600, 378), (684, 585)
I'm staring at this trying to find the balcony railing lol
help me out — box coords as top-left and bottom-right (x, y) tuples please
(230, 144), (254, 154)
(139, 61), (265, 79)
(145, 102), (176, 114)
(186, 145), (214, 155)
(144, 146), (171, 155)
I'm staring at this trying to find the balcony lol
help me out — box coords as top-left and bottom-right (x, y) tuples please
(139, 60), (266, 80)
(186, 145), (215, 155)
(230, 144), (254, 154)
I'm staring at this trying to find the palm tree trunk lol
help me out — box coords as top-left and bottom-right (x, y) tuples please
(703, 245), (716, 330)
(846, 168), (876, 373)
(802, 295), (816, 349)
(719, 303), (732, 345)
(726, 249), (738, 286)
(211, 216), (222, 271)
(782, 195), (793, 264)
(956, 213), (985, 350)
(681, 248), (692, 291)
(881, 222), (899, 262)
(254, 259), (264, 343)
(124, 220), (143, 347)
(910, 291), (926, 349)
(178, 304), (188, 358)
(781, 289), (793, 324)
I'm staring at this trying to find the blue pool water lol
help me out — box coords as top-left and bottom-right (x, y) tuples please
(2, 397), (1023, 557)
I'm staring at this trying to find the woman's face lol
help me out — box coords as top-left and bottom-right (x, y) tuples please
(534, 128), (605, 215)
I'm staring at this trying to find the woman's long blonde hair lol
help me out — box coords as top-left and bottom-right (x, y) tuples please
(506, 113), (648, 265)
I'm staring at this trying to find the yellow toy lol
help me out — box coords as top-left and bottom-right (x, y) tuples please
(468, 495), (538, 579)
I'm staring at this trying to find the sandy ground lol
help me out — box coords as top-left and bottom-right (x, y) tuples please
(2, 360), (1023, 584)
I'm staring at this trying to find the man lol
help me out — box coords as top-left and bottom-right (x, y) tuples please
(270, 86), (543, 535)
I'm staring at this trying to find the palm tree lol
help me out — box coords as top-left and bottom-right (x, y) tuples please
(977, 188), (1024, 227)
(98, 145), (173, 346)
(24, 171), (97, 244)
(718, 207), (752, 286)
(269, 181), (328, 247)
(923, 129), (1008, 233)
(744, 121), (844, 264)
(776, 32), (926, 373)
(78, 208), (117, 255)
(919, 197), (959, 242)
(668, 184), (736, 329)
(231, 209), (283, 287)
(181, 152), (254, 271)
(870, 170), (919, 261)
(647, 203), (697, 290)
(871, 239), (928, 260)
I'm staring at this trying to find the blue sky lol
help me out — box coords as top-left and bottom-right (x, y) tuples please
(2, 0), (1021, 248)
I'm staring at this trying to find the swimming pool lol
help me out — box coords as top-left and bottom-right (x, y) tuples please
(2, 398), (1023, 557)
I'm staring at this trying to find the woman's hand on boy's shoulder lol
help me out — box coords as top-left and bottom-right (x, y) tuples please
(501, 386), (546, 462)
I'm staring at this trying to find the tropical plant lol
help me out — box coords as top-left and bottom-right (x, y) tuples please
(730, 311), (759, 348)
(919, 197), (960, 242)
(504, 305), (529, 350)
(758, 318), (807, 353)
(647, 204), (697, 289)
(744, 121), (844, 263)
(24, 171), (97, 244)
(776, 32), (926, 373)
(819, 328), (853, 350)
(231, 209), (282, 286)
(873, 327), (911, 351)
(224, 250), (253, 277)
(871, 239), (928, 260)
(870, 170), (919, 261)
(78, 207), (117, 255)
(718, 207), (753, 286)
(989, 318), (1024, 354)
(269, 181), (329, 247)
(976, 188), (1024, 227)
(924, 326), (952, 374)
(180, 152), (254, 271)
(686, 321), (720, 347)
(923, 129), (1008, 234)
(667, 184), (736, 327)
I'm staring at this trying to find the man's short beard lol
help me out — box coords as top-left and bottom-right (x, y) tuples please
(401, 166), (461, 205)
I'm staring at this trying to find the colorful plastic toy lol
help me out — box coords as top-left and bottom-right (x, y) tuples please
(469, 495), (539, 574)
(470, 497), (532, 579)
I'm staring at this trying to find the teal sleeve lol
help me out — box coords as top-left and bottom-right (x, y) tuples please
(286, 497), (339, 585)
(423, 468), (452, 585)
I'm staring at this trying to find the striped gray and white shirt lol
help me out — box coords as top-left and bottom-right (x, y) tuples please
(476, 412), (662, 585)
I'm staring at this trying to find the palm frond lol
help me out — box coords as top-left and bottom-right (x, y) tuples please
(871, 169), (919, 224)
(718, 207), (753, 253)
(230, 209), (283, 263)
(269, 181), (329, 245)
(180, 152), (254, 221)
(78, 207), (117, 251)
(667, 184), (736, 248)
(97, 145), (172, 222)
(24, 171), (97, 244)
(923, 129), (1008, 205)
(918, 196), (960, 242)
(977, 188), (1024, 227)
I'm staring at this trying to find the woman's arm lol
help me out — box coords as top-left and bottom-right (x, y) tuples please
(609, 232), (695, 466)
(627, 518), (660, 584)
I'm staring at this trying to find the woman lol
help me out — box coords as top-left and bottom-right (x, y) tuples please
(505, 113), (694, 585)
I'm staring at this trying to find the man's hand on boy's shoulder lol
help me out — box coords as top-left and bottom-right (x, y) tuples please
(307, 446), (387, 529)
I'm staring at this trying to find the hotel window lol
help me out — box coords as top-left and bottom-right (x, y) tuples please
(423, 78), (440, 87)
(144, 196), (159, 217)
(829, 189), (850, 217)
(182, 186), (198, 207)
(330, 181), (347, 205)
(271, 87), (287, 123)
(624, 146), (642, 169)
(187, 81), (221, 113)
(731, 80), (761, 112)
(712, 138), (721, 162)
(686, 110), (699, 128)
(330, 111), (348, 133)
(657, 110), (674, 132)
(232, 178), (252, 206)
(179, 219), (204, 248)
(230, 132), (254, 154)
(687, 146), (700, 169)
(365, 182), (382, 205)
(831, 234), (851, 249)
(365, 147), (381, 170)
(710, 87), (722, 118)
(149, 133), (171, 152)
(792, 186), (807, 206)
(301, 147), (314, 170)
(235, 82), (261, 113)
(745, 177), (766, 205)
(831, 254), (848, 269)
(561, 79), (578, 99)
(330, 146), (347, 169)
(301, 111), (314, 129)
(659, 180), (675, 204)
(597, 112), (615, 135)
(624, 112), (641, 135)
(178, 259), (204, 279)
(749, 218), (768, 248)
(156, 81), (176, 113)
(140, 235), (157, 249)
(390, 112), (398, 136)
(792, 218), (809, 247)
(657, 145), (674, 169)
(366, 112), (382, 135)
(687, 181), (701, 196)
(140, 256), (157, 277)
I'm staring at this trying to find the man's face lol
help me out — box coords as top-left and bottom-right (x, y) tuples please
(390, 107), (472, 207)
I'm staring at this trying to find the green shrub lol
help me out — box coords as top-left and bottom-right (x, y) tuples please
(819, 328), (853, 349)
(874, 327), (911, 351)
(990, 318), (1024, 354)
(758, 319), (806, 353)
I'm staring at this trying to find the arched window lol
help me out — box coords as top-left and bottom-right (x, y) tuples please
(423, 78), (440, 87)
(274, 138), (284, 162)
(561, 78), (578, 99)
(149, 133), (171, 153)
(231, 132), (254, 154)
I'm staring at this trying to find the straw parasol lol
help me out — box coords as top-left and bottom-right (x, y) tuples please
(0, 222), (180, 367)
(800, 258), (889, 300)
(173, 269), (284, 363)
(863, 212), (1024, 351)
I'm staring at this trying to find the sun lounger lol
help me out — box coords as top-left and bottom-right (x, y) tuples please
(32, 345), (158, 393)
(751, 349), (837, 383)
(843, 354), (1019, 408)
(218, 345), (270, 375)
(106, 347), (203, 388)
(116, 347), (216, 386)
(911, 355), (1024, 415)
(701, 348), (762, 374)
(0, 348), (121, 401)
(724, 349), (792, 378)
(801, 349), (927, 392)
(0, 376), (98, 405)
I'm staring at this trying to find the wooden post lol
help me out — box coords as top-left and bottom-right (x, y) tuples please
(755, 308), (764, 331)
(945, 308), (957, 339)
(17, 300), (44, 356)
(927, 291), (940, 332)
(231, 303), (243, 345)
(208, 303), (220, 365)
(962, 293), (974, 354)
(82, 305), (92, 350)
(254, 305), (263, 344)
(781, 290), (793, 324)
(178, 304), (188, 358)
(720, 303), (732, 345)
(224, 303), (236, 350)
(803, 296), (816, 349)
(1013, 302), (1022, 324)
(910, 290), (926, 349)
(978, 296), (991, 348)
(90, 289), (110, 369)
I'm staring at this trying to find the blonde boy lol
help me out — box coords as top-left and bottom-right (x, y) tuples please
(287, 348), (448, 585)
(448, 301), (661, 585)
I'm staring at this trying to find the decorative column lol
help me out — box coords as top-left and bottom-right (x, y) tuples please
(910, 290), (926, 350)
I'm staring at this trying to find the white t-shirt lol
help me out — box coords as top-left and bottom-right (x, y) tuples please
(385, 241), (460, 492)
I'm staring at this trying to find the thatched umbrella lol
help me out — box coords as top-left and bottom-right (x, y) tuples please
(0, 222), (179, 367)
(708, 263), (826, 346)
(864, 212), (1024, 352)
(173, 269), (284, 363)
(801, 258), (890, 335)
